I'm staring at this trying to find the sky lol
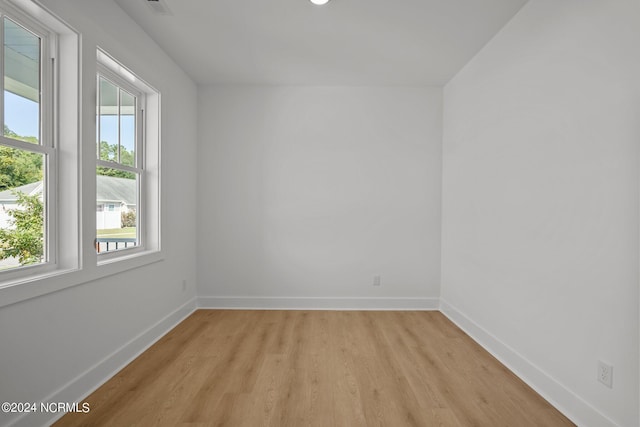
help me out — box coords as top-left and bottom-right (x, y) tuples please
(100, 115), (136, 154)
(5, 90), (38, 138)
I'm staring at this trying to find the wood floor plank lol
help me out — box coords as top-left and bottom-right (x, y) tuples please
(55, 310), (575, 427)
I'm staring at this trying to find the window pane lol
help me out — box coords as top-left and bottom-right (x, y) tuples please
(98, 77), (118, 162)
(120, 90), (135, 167)
(96, 167), (137, 253)
(0, 146), (45, 269)
(3, 18), (40, 144)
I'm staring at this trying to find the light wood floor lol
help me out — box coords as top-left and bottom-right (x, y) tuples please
(56, 310), (574, 426)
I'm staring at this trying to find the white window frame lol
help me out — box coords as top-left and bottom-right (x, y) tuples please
(0, 0), (80, 298)
(96, 49), (161, 264)
(0, 2), (163, 307)
(0, 2), (57, 281)
(96, 66), (144, 258)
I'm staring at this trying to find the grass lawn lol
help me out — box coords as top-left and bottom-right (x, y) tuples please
(97, 227), (136, 238)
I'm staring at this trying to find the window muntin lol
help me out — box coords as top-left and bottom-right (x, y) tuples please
(96, 68), (143, 255)
(0, 10), (53, 273)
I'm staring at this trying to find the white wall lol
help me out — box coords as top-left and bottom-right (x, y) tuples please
(441, 1), (640, 426)
(0, 1), (198, 426)
(197, 86), (442, 308)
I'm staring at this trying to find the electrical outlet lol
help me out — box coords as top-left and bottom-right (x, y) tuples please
(182, 279), (187, 292)
(373, 275), (381, 286)
(597, 360), (613, 388)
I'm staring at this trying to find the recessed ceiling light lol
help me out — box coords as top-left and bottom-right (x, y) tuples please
(310, 0), (331, 5)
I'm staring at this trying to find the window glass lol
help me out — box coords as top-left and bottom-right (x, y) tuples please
(0, 14), (48, 273)
(119, 90), (135, 167)
(0, 147), (45, 270)
(3, 18), (40, 144)
(98, 77), (118, 162)
(95, 167), (138, 253)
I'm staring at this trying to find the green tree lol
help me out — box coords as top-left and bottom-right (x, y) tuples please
(97, 141), (135, 179)
(121, 210), (136, 228)
(120, 147), (134, 167)
(0, 126), (43, 191)
(4, 124), (38, 144)
(0, 192), (44, 265)
(98, 140), (118, 162)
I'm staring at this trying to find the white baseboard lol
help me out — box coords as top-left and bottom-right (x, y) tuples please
(439, 299), (619, 427)
(7, 297), (197, 427)
(198, 296), (439, 310)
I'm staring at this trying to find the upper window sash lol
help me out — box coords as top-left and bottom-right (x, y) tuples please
(0, 3), (55, 150)
(96, 64), (144, 171)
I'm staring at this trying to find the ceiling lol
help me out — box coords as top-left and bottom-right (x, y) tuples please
(114, 0), (528, 86)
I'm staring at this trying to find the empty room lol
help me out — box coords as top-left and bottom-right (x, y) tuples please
(0, 0), (638, 426)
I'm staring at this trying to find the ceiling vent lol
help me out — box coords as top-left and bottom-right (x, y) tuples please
(145, 0), (172, 15)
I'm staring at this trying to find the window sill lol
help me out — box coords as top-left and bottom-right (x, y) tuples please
(0, 249), (164, 309)
(97, 248), (162, 270)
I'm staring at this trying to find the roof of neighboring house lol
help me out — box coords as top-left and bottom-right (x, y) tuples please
(0, 181), (43, 202)
(96, 175), (136, 206)
(0, 176), (136, 205)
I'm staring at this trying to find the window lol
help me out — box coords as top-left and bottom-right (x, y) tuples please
(0, 7), (54, 273)
(95, 50), (160, 259)
(0, 0), (166, 306)
(96, 71), (141, 254)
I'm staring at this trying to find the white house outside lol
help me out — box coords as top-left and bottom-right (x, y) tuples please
(0, 175), (136, 230)
(95, 175), (137, 229)
(0, 180), (42, 229)
(0, 175), (137, 267)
